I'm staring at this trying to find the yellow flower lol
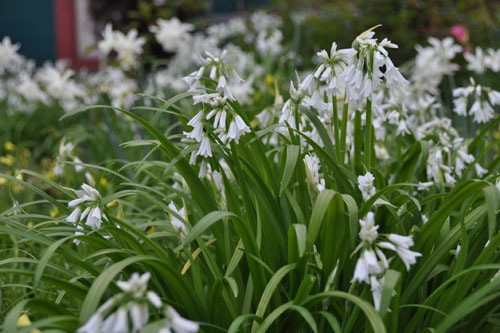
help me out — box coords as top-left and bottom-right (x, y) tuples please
(0, 155), (15, 167)
(17, 313), (41, 333)
(4, 141), (16, 151)
(100, 177), (109, 188)
(265, 74), (274, 86)
(106, 199), (118, 208)
(50, 206), (60, 218)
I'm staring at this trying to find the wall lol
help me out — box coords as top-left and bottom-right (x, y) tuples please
(0, 0), (55, 65)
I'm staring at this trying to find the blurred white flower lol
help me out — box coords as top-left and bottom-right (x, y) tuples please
(65, 183), (105, 244)
(78, 272), (170, 333)
(256, 29), (283, 57)
(98, 24), (145, 70)
(36, 61), (87, 112)
(150, 17), (194, 53)
(465, 47), (487, 74)
(163, 306), (199, 333)
(358, 172), (377, 201)
(352, 211), (421, 310)
(351, 248), (383, 284)
(168, 202), (188, 236)
(370, 275), (384, 311)
(453, 79), (500, 124)
(304, 154), (326, 192)
(359, 212), (379, 244)
(0, 37), (23, 74)
(412, 37), (461, 93)
(485, 48), (500, 72)
(117, 272), (151, 297)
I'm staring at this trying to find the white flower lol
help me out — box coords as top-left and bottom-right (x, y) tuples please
(358, 172), (377, 201)
(77, 312), (103, 333)
(385, 234), (422, 270)
(256, 29), (283, 57)
(165, 306), (199, 333)
(351, 248), (383, 284)
(370, 275), (384, 311)
(168, 202), (188, 235)
(98, 24), (145, 70)
(226, 115), (250, 143)
(485, 48), (500, 72)
(0, 37), (23, 73)
(304, 154), (325, 192)
(68, 183), (101, 207)
(359, 212), (379, 244)
(130, 303), (149, 331)
(197, 135), (213, 158)
(475, 163), (488, 177)
(465, 47), (487, 74)
(147, 291), (163, 309)
(66, 206), (82, 224)
(85, 206), (103, 229)
(77, 299), (115, 333)
(150, 17), (194, 53)
(117, 272), (150, 298)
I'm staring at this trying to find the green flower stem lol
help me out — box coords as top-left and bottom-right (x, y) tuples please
(340, 102), (349, 165)
(364, 98), (373, 170)
(332, 95), (341, 163)
(354, 110), (363, 174)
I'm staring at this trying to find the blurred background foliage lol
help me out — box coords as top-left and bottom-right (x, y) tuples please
(88, 0), (500, 66)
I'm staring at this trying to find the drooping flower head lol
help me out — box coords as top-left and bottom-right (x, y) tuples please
(78, 272), (196, 333)
(351, 211), (421, 311)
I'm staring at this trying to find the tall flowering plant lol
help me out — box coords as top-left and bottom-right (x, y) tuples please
(1, 16), (499, 333)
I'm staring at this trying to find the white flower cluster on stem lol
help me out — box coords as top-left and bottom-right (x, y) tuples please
(351, 212), (421, 311)
(98, 24), (146, 70)
(453, 78), (500, 124)
(182, 50), (251, 177)
(65, 183), (106, 245)
(78, 272), (199, 333)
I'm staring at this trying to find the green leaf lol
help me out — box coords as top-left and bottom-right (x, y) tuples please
(182, 211), (236, 245)
(288, 224), (307, 263)
(483, 184), (499, 239)
(434, 277), (500, 332)
(280, 145), (300, 195)
(306, 190), (335, 251)
(252, 263), (297, 332)
(379, 269), (400, 318)
(304, 291), (386, 333)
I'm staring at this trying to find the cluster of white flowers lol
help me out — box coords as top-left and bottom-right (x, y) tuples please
(453, 78), (500, 124)
(182, 50), (251, 177)
(65, 183), (106, 244)
(78, 272), (199, 333)
(206, 17), (247, 45)
(464, 47), (500, 74)
(89, 67), (139, 109)
(412, 37), (462, 93)
(416, 118), (488, 186)
(277, 28), (409, 162)
(98, 24), (146, 70)
(36, 61), (87, 112)
(352, 212), (421, 310)
(342, 28), (409, 102)
(304, 154), (325, 192)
